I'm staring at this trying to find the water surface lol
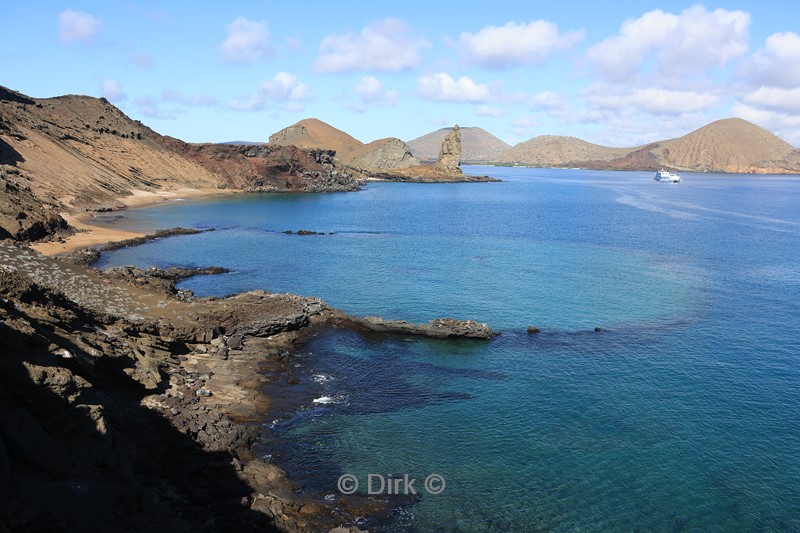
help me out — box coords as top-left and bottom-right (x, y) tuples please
(98, 167), (800, 531)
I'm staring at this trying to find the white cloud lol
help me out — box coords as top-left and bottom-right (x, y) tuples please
(315, 18), (428, 73)
(58, 10), (101, 46)
(586, 6), (750, 81)
(354, 76), (398, 105)
(100, 79), (126, 102)
(458, 20), (583, 68)
(417, 73), (492, 103)
(739, 32), (800, 89)
(529, 91), (566, 110)
(741, 87), (800, 114)
(230, 72), (311, 112)
(732, 102), (800, 146)
(584, 85), (719, 115)
(510, 116), (539, 139)
(475, 105), (503, 117)
(220, 17), (271, 65)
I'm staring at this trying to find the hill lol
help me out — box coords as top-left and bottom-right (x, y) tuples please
(0, 86), (361, 241)
(268, 118), (420, 171)
(654, 118), (798, 173)
(407, 127), (510, 163)
(497, 136), (632, 167)
(496, 119), (800, 173)
(268, 118), (364, 159)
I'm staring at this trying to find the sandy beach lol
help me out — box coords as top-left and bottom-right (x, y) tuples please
(32, 187), (238, 256)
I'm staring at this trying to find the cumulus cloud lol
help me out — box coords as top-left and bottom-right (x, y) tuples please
(739, 32), (800, 89)
(315, 18), (428, 73)
(417, 73), (492, 103)
(586, 5), (749, 81)
(458, 20), (583, 68)
(58, 9), (101, 45)
(732, 102), (800, 146)
(220, 17), (271, 65)
(741, 87), (800, 114)
(100, 79), (126, 102)
(584, 84), (719, 115)
(230, 72), (311, 112)
(354, 76), (398, 105)
(529, 91), (566, 110)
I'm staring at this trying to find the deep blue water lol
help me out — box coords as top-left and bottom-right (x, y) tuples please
(97, 167), (800, 531)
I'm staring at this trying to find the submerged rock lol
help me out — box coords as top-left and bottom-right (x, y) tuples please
(527, 326), (541, 334)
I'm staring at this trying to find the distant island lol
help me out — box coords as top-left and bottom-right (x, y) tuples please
(405, 119), (800, 174)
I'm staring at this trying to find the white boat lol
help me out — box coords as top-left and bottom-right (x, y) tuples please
(654, 168), (682, 183)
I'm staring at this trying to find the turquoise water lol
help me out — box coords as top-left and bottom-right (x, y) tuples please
(98, 168), (800, 531)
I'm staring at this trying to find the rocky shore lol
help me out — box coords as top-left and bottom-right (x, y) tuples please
(0, 238), (493, 531)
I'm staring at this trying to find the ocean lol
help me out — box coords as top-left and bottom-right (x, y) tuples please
(97, 167), (800, 531)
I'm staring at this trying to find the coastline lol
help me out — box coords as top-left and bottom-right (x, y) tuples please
(31, 187), (239, 256)
(2, 192), (495, 530)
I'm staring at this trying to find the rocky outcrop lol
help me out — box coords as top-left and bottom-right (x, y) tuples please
(0, 241), (400, 531)
(350, 315), (495, 339)
(161, 141), (362, 193)
(435, 124), (462, 174)
(407, 126), (511, 163)
(349, 137), (418, 170)
(357, 125), (502, 183)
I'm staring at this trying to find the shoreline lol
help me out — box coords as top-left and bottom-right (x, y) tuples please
(2, 206), (495, 530)
(1, 239), (430, 530)
(31, 187), (239, 256)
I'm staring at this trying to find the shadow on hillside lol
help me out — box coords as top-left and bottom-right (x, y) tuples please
(0, 299), (279, 531)
(0, 138), (24, 166)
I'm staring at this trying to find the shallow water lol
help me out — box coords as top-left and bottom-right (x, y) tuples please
(98, 167), (800, 531)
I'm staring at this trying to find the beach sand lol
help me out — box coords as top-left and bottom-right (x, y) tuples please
(32, 187), (237, 256)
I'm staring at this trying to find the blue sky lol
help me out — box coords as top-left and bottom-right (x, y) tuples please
(2, 1), (799, 146)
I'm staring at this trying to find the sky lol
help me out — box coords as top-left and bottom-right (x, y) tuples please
(2, 1), (799, 147)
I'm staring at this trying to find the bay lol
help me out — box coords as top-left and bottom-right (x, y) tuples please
(97, 167), (800, 531)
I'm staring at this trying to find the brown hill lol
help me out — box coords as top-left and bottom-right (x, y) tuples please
(407, 127), (510, 163)
(0, 86), (361, 241)
(496, 119), (800, 174)
(268, 118), (364, 159)
(268, 118), (423, 172)
(654, 118), (799, 173)
(497, 136), (632, 167)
